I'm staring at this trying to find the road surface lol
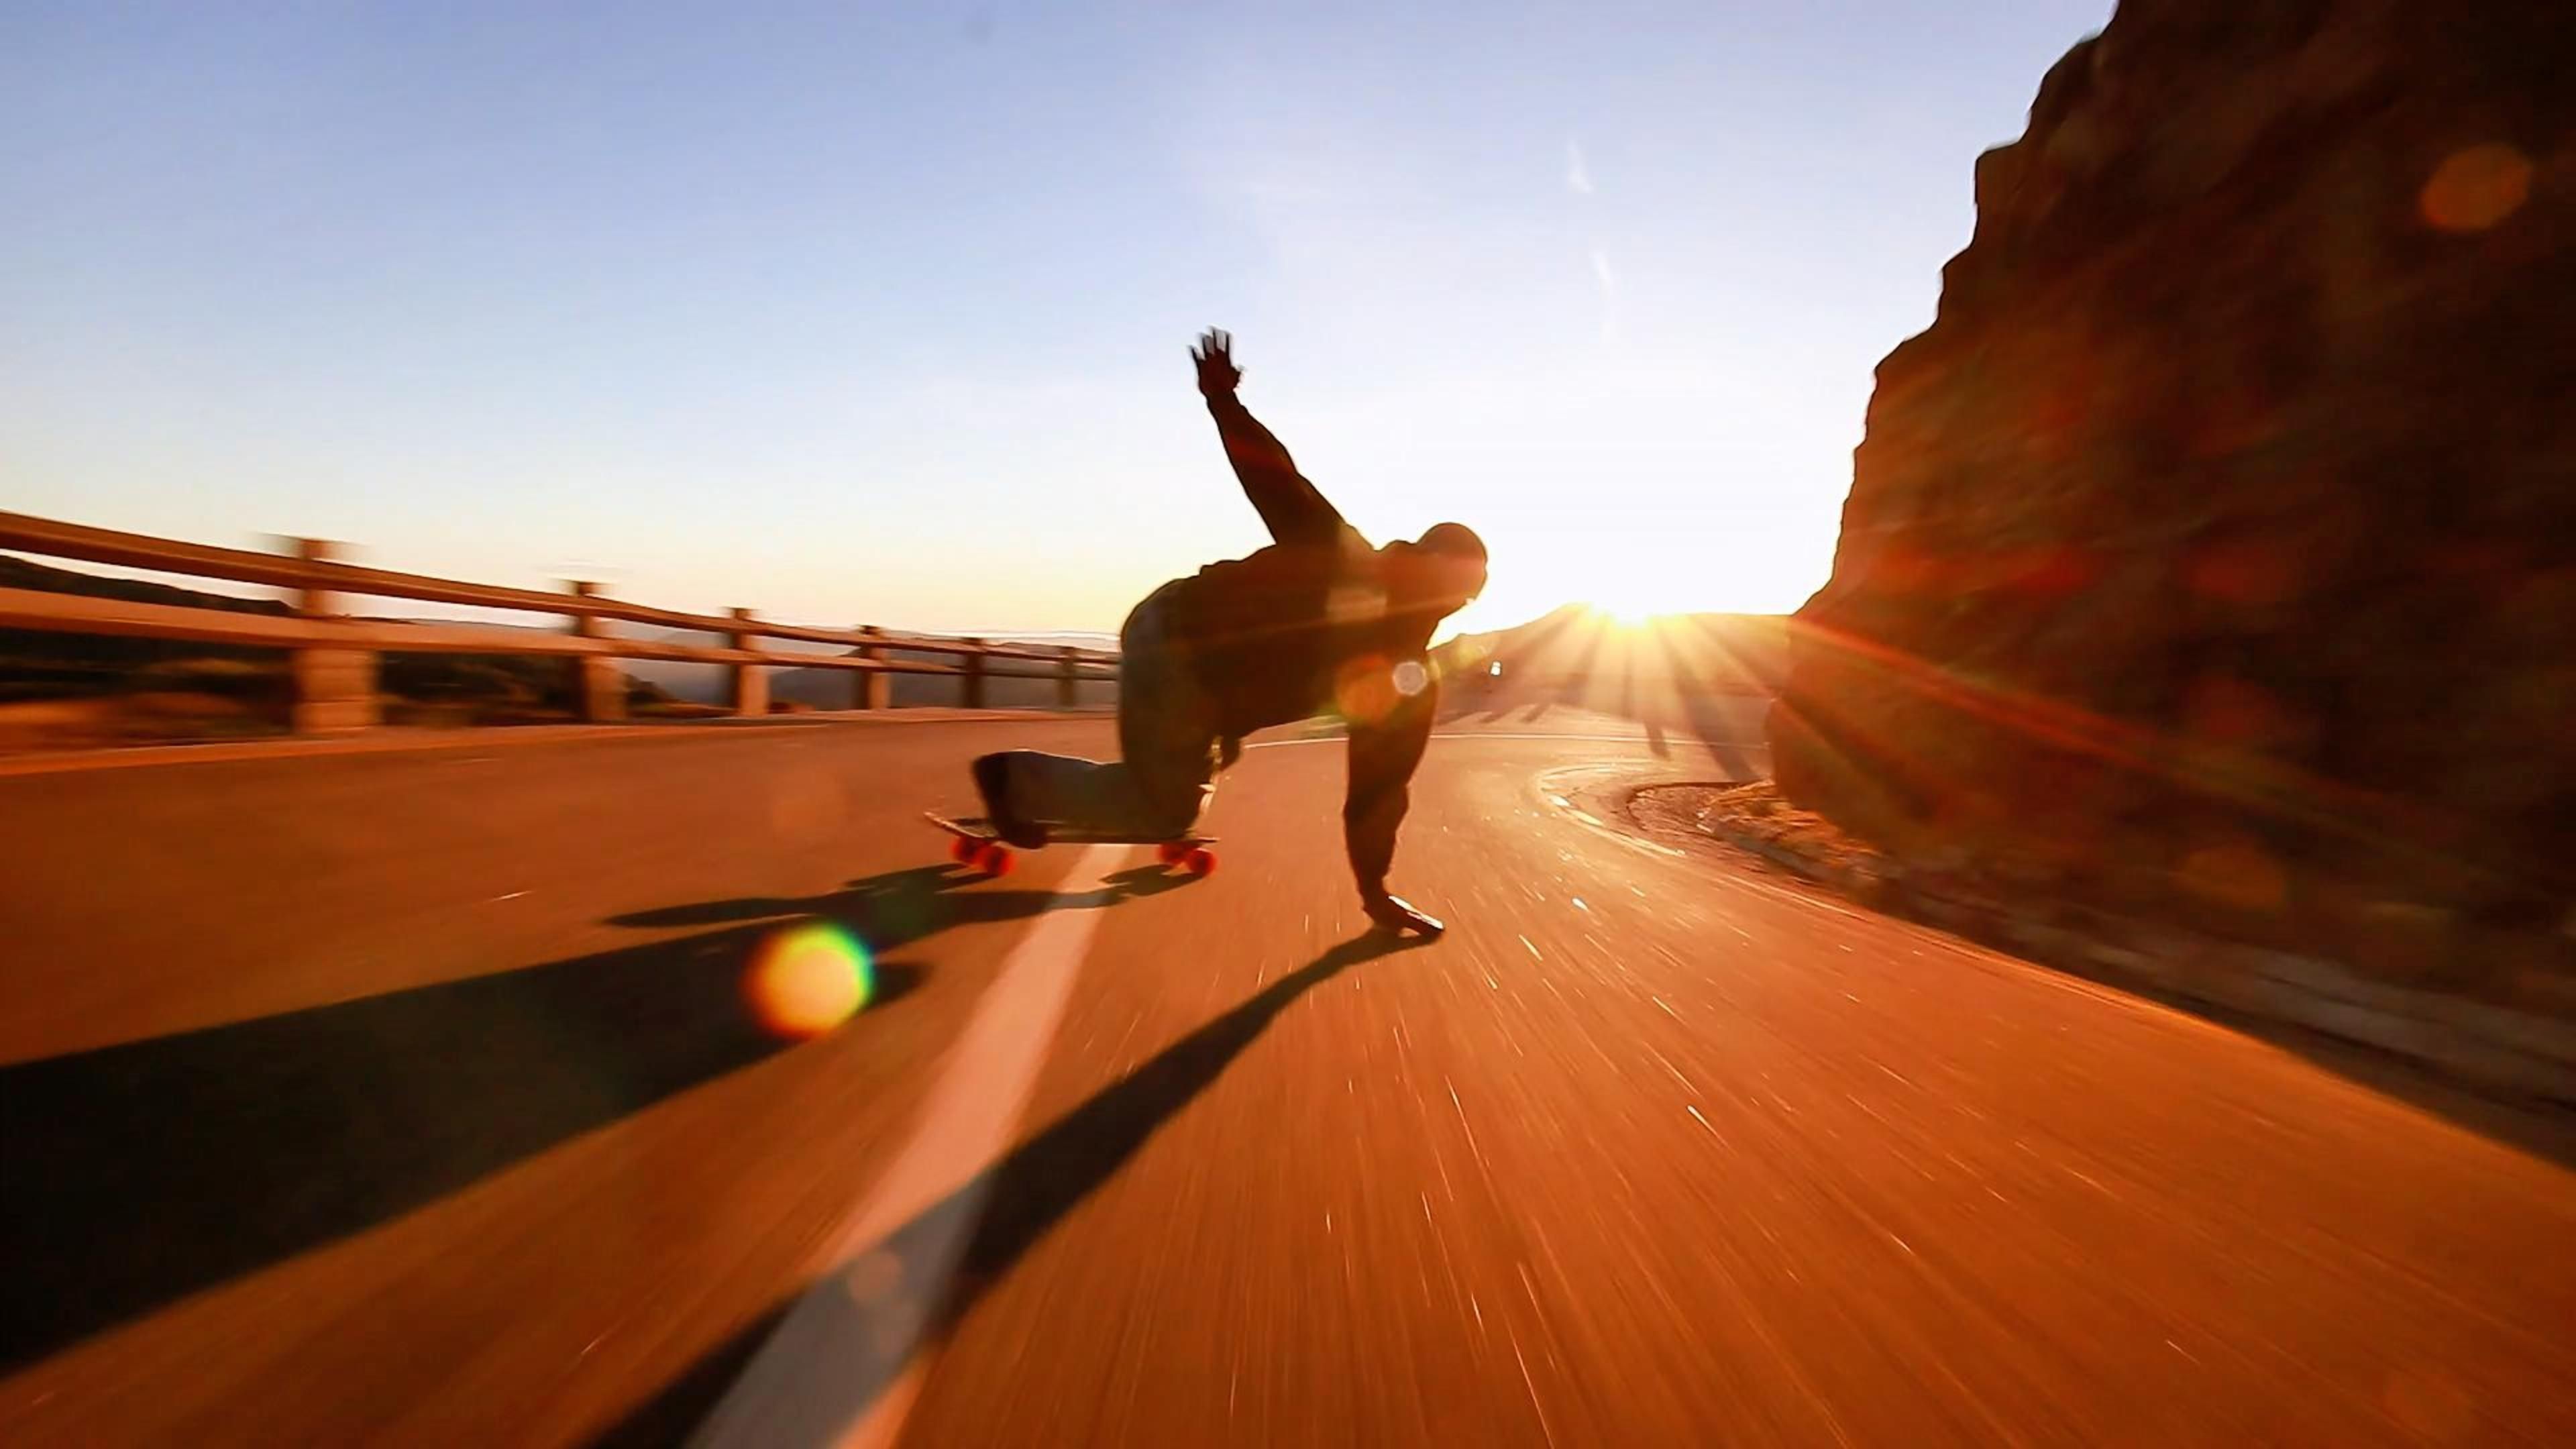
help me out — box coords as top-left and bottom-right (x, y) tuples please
(3, 710), (2571, 1446)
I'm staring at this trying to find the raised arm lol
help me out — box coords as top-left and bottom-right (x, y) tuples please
(1193, 329), (1351, 548)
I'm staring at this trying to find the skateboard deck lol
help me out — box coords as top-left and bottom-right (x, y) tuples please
(924, 812), (1217, 877)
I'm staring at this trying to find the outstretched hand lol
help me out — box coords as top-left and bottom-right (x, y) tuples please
(1191, 327), (1242, 398)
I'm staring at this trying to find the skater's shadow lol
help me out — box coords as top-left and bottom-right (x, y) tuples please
(0, 915), (929, 1372)
(0, 864), (1195, 1373)
(596, 927), (1437, 1446)
(609, 863), (1202, 959)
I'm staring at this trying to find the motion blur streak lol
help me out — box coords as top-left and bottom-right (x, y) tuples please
(2, 714), (2571, 1444)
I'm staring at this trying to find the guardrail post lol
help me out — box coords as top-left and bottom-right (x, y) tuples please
(288, 537), (378, 735)
(1057, 645), (1080, 710)
(857, 625), (890, 710)
(728, 606), (768, 716)
(962, 639), (986, 710)
(566, 581), (626, 722)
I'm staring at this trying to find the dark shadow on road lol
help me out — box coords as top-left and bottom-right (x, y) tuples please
(0, 938), (921, 1370)
(594, 928), (1436, 1448)
(0, 866), (1221, 1371)
(609, 862), (1199, 945)
(0, 859), (1208, 1373)
(0, 939), (931, 1373)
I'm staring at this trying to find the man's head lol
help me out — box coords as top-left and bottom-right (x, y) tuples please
(1395, 521), (1488, 618)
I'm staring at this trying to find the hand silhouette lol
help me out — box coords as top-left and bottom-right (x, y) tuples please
(1191, 327), (1242, 398)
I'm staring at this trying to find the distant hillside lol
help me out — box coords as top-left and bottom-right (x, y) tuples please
(1415, 605), (1784, 751)
(1436, 605), (1788, 694)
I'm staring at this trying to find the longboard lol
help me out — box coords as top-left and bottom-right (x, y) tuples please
(924, 812), (1217, 877)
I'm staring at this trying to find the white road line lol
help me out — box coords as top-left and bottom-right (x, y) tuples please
(692, 843), (1128, 1449)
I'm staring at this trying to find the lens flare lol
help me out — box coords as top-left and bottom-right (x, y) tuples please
(1333, 653), (1400, 724)
(743, 919), (875, 1038)
(2419, 143), (2532, 233)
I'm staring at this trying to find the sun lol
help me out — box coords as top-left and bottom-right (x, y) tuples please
(1441, 554), (1724, 640)
(1550, 562), (1695, 628)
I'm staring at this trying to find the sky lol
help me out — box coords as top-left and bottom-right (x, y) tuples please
(3, 1), (2113, 638)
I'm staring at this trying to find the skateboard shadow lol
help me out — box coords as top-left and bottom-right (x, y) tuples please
(0, 925), (933, 1372)
(596, 928), (1437, 1446)
(607, 861), (1203, 948)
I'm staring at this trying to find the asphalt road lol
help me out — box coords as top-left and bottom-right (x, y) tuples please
(3, 708), (2571, 1446)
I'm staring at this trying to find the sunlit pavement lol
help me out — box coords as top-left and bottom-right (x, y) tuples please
(4, 710), (2572, 1446)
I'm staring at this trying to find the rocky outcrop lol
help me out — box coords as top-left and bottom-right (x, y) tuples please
(1772, 0), (2575, 1002)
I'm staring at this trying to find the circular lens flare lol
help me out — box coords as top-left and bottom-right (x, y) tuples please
(743, 919), (875, 1038)
(1333, 653), (1400, 724)
(2420, 143), (2532, 233)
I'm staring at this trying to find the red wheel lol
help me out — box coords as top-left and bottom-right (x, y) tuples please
(973, 842), (1014, 875)
(950, 835), (981, 865)
(1181, 847), (1216, 877)
(1155, 841), (1187, 865)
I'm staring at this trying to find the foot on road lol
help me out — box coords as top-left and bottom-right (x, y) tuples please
(1364, 892), (1446, 936)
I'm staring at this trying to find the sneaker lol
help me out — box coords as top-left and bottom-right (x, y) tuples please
(1362, 892), (1446, 936)
(971, 752), (1049, 849)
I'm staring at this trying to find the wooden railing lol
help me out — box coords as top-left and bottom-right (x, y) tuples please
(0, 511), (1118, 733)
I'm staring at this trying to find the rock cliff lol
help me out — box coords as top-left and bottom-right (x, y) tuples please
(1772, 0), (2576, 981)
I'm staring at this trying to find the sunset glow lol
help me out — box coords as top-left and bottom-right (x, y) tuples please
(0, 5), (2101, 636)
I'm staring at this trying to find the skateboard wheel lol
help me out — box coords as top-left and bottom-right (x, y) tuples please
(973, 842), (1014, 875)
(1181, 847), (1216, 877)
(1155, 841), (1187, 865)
(951, 835), (981, 866)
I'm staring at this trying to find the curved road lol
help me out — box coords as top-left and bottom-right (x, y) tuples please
(3, 710), (2571, 1445)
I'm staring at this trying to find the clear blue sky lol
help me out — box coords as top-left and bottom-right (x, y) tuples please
(4, 1), (2111, 636)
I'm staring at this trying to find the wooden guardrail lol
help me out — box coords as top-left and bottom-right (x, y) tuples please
(0, 511), (1119, 733)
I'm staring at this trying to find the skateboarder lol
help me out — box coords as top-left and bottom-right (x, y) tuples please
(973, 329), (1487, 934)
